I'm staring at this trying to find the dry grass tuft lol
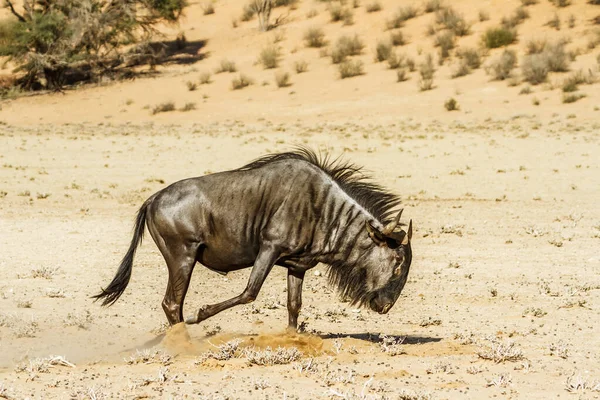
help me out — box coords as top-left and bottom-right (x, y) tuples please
(379, 335), (406, 356)
(386, 5), (418, 30)
(338, 60), (364, 78)
(199, 72), (212, 84)
(274, 71), (291, 87)
(375, 40), (393, 62)
(259, 45), (281, 69)
(565, 374), (600, 393)
(444, 97), (459, 111)
(331, 34), (364, 64)
(31, 266), (60, 279)
(195, 339), (243, 363)
(418, 54), (436, 90)
(151, 102), (176, 115)
(15, 355), (75, 374)
(477, 340), (524, 363)
(245, 346), (302, 365)
(365, 1), (382, 13)
(294, 60), (308, 73)
(435, 7), (470, 36)
(231, 74), (254, 90)
(126, 348), (173, 365)
(304, 27), (327, 48)
(215, 59), (237, 73)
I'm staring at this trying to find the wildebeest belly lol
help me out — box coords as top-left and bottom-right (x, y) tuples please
(197, 243), (258, 272)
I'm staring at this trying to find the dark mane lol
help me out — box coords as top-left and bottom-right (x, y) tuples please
(238, 147), (401, 224)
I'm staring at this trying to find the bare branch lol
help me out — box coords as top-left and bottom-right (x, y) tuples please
(4, 0), (27, 23)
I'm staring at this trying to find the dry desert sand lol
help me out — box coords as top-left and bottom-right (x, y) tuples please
(1, 0), (600, 399)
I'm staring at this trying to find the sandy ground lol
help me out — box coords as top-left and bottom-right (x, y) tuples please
(0, 119), (599, 399)
(1, 0), (600, 398)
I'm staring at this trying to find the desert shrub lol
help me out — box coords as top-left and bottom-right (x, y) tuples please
(342, 8), (354, 25)
(444, 97), (459, 111)
(406, 57), (416, 71)
(366, 1), (382, 12)
(521, 0), (537, 4)
(331, 34), (364, 64)
(550, 0), (570, 7)
(562, 70), (595, 91)
(0, 0), (187, 90)
(526, 39), (547, 54)
(568, 14), (576, 28)
(329, 4), (345, 21)
(303, 27), (326, 48)
(435, 7), (470, 36)
(152, 102), (176, 115)
(241, 3), (256, 21)
(486, 49), (517, 80)
(216, 59), (237, 73)
(246, 0), (274, 31)
(294, 60), (308, 73)
(259, 45), (281, 69)
(390, 30), (406, 46)
(519, 86), (532, 94)
(435, 31), (455, 63)
(457, 48), (482, 69)
(544, 41), (569, 72)
(502, 7), (530, 28)
(275, 71), (291, 87)
(386, 6), (418, 30)
(338, 60), (364, 78)
(396, 67), (408, 81)
(482, 26), (517, 48)
(203, 2), (215, 15)
(180, 102), (196, 112)
(424, 0), (443, 13)
(419, 53), (436, 90)
(387, 51), (403, 69)
(231, 74), (254, 89)
(375, 40), (393, 62)
(563, 93), (585, 103)
(479, 10), (490, 22)
(521, 54), (549, 84)
(186, 81), (198, 91)
(452, 60), (471, 77)
(547, 13), (560, 30)
(199, 72), (212, 84)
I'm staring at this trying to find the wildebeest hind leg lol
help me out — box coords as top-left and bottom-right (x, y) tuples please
(185, 246), (279, 324)
(160, 242), (198, 325)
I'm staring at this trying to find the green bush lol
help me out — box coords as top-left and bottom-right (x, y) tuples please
(482, 26), (518, 48)
(0, 0), (186, 90)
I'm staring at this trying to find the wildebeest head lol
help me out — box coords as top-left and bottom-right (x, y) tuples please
(363, 209), (413, 314)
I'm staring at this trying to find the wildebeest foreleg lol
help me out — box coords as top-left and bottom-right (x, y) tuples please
(287, 270), (305, 331)
(185, 247), (279, 324)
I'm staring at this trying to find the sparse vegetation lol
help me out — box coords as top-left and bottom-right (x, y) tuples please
(397, 67), (408, 81)
(294, 60), (308, 73)
(419, 54), (436, 90)
(547, 13), (561, 30)
(259, 44), (281, 69)
(435, 7), (471, 36)
(151, 102), (176, 115)
(521, 0), (538, 4)
(275, 71), (291, 87)
(331, 34), (364, 64)
(215, 59), (237, 73)
(186, 81), (198, 91)
(203, 2), (215, 15)
(365, 1), (382, 13)
(245, 346), (302, 365)
(0, 0), (187, 90)
(502, 7), (530, 28)
(478, 340), (525, 363)
(338, 59), (364, 78)
(424, 0), (443, 13)
(375, 40), (393, 62)
(180, 102), (196, 112)
(444, 97), (459, 111)
(563, 92), (586, 103)
(435, 31), (455, 63)
(522, 54), (550, 84)
(199, 72), (212, 84)
(386, 6), (419, 30)
(231, 74), (254, 90)
(479, 9), (490, 22)
(390, 30), (407, 46)
(379, 335), (406, 356)
(303, 27), (327, 48)
(482, 26), (518, 49)
(550, 0), (571, 7)
(486, 49), (517, 80)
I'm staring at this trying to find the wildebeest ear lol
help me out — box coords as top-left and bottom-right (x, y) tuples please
(366, 221), (386, 246)
(401, 220), (413, 245)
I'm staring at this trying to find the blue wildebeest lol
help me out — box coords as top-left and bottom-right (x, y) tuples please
(93, 149), (413, 330)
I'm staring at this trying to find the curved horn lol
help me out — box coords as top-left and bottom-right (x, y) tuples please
(382, 208), (403, 236)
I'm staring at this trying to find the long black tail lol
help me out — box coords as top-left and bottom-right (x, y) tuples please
(92, 198), (151, 306)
